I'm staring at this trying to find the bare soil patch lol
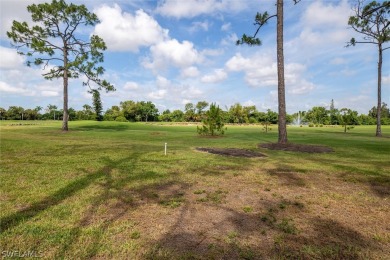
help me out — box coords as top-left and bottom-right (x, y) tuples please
(196, 147), (267, 158)
(259, 142), (334, 153)
(128, 170), (388, 259)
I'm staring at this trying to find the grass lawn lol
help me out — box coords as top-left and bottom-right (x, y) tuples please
(0, 121), (389, 259)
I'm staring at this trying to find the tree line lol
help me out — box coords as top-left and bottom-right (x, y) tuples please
(2, 100), (389, 126)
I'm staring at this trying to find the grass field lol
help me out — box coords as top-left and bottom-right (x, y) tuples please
(0, 121), (389, 259)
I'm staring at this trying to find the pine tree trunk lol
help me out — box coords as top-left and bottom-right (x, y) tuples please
(376, 44), (382, 137)
(276, 0), (288, 144)
(62, 47), (69, 131)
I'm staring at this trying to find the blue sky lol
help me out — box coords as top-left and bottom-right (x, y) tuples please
(0, 0), (389, 114)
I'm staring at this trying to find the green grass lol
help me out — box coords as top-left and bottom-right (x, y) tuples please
(0, 121), (389, 259)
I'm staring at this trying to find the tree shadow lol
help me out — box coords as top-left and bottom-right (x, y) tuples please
(142, 191), (379, 259)
(303, 156), (390, 198)
(267, 164), (307, 187)
(0, 169), (106, 233)
(143, 202), (269, 259)
(274, 217), (376, 259)
(53, 155), (191, 258)
(74, 124), (133, 131)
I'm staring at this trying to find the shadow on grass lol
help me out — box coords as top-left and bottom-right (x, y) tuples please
(54, 156), (190, 259)
(0, 169), (106, 233)
(307, 157), (390, 198)
(273, 217), (376, 259)
(1, 154), (148, 234)
(268, 164), (307, 187)
(74, 123), (133, 132)
(143, 196), (377, 259)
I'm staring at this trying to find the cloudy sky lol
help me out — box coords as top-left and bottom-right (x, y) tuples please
(0, 0), (389, 114)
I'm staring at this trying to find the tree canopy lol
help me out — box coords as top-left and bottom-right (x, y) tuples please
(7, 0), (114, 131)
(347, 0), (390, 136)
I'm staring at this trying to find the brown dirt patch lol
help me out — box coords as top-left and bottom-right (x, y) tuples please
(259, 142), (334, 153)
(196, 147), (266, 158)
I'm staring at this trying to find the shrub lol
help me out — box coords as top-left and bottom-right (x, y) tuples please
(197, 103), (226, 136)
(309, 123), (314, 127)
(115, 116), (128, 122)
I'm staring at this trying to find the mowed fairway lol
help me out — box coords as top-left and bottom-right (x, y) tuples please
(0, 121), (389, 259)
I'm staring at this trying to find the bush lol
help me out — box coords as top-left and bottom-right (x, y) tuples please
(115, 116), (128, 122)
(197, 103), (226, 136)
(309, 123), (314, 127)
(249, 117), (257, 124)
(319, 124), (323, 127)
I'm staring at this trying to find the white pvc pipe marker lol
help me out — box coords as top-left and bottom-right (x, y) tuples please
(164, 143), (167, 155)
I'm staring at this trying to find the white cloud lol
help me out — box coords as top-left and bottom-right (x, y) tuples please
(221, 22), (231, 31)
(288, 0), (353, 53)
(201, 48), (224, 57)
(41, 90), (59, 97)
(221, 33), (238, 46)
(93, 5), (169, 52)
(156, 0), (248, 18)
(243, 100), (255, 107)
(156, 75), (171, 88)
(0, 81), (35, 96)
(201, 69), (227, 83)
(330, 57), (347, 65)
(148, 89), (167, 100)
(302, 0), (350, 28)
(123, 81), (139, 90)
(143, 39), (202, 71)
(189, 21), (210, 32)
(383, 76), (390, 85)
(181, 66), (200, 78)
(181, 85), (203, 98)
(226, 52), (315, 95)
(0, 0), (48, 39)
(0, 46), (25, 69)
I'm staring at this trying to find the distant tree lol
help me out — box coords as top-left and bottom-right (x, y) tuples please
(24, 109), (38, 120)
(138, 101), (159, 122)
(103, 106), (121, 121)
(369, 102), (390, 125)
(340, 108), (360, 133)
(369, 102), (390, 118)
(359, 114), (376, 125)
(184, 103), (196, 122)
(237, 0), (301, 144)
(329, 99), (339, 125)
(195, 101), (209, 121)
(91, 89), (103, 121)
(244, 105), (258, 123)
(305, 106), (329, 124)
(260, 109), (278, 133)
(0, 108), (6, 120)
(83, 104), (95, 120)
(263, 109), (278, 124)
(170, 110), (185, 122)
(7, 0), (114, 131)
(159, 109), (172, 122)
(120, 100), (137, 122)
(47, 104), (58, 120)
(34, 106), (42, 113)
(347, 0), (390, 136)
(197, 103), (226, 136)
(68, 108), (76, 121)
(228, 103), (246, 123)
(7, 106), (24, 120)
